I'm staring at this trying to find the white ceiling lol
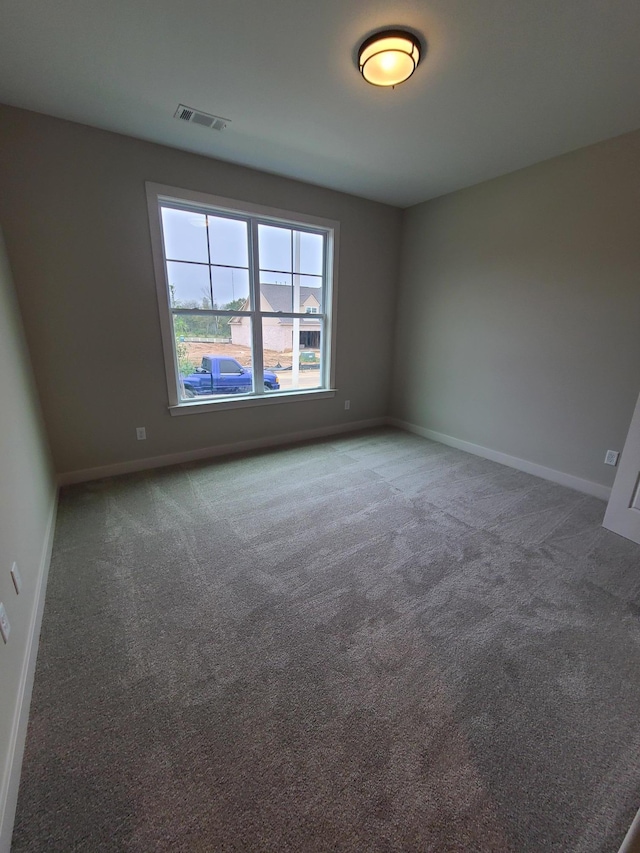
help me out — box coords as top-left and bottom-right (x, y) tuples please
(1, 0), (639, 207)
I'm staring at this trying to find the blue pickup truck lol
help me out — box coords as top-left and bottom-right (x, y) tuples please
(182, 355), (280, 397)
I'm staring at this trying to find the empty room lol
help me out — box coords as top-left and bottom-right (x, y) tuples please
(1, 1), (640, 851)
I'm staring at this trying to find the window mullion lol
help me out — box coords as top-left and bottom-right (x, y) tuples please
(172, 308), (250, 317)
(249, 219), (265, 395)
(292, 230), (301, 389)
(205, 215), (214, 308)
(321, 235), (329, 390)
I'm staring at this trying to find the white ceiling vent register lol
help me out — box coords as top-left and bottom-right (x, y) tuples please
(174, 104), (230, 131)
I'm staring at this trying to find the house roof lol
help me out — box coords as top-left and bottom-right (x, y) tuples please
(260, 283), (320, 314)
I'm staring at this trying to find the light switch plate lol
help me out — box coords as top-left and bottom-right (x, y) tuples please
(0, 603), (10, 643)
(604, 450), (619, 467)
(11, 562), (22, 594)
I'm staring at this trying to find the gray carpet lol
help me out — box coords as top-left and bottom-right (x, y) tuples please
(12, 428), (640, 852)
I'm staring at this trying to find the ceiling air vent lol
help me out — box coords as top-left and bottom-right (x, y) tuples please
(174, 104), (229, 131)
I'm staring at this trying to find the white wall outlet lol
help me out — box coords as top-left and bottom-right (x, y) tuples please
(0, 603), (10, 643)
(344, 400), (350, 410)
(136, 427), (147, 440)
(10, 562), (22, 595)
(604, 450), (619, 467)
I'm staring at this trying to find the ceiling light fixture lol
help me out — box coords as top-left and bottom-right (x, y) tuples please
(357, 29), (422, 88)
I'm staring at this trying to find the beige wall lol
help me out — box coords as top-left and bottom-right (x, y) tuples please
(0, 228), (55, 851)
(392, 129), (640, 489)
(0, 105), (401, 476)
(2, 103), (638, 492)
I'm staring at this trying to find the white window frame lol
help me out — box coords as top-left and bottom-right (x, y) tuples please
(146, 183), (339, 415)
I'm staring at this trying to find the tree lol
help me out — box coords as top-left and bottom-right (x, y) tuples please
(170, 285), (196, 376)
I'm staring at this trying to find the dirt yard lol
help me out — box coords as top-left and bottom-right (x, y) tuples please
(184, 341), (294, 369)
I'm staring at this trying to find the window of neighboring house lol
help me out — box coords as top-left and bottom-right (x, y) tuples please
(146, 183), (338, 414)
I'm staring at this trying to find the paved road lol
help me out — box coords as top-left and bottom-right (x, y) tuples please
(275, 369), (321, 391)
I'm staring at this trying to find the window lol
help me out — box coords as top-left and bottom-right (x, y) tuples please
(146, 184), (338, 414)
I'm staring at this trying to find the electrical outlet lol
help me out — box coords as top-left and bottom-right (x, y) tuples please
(136, 427), (146, 440)
(344, 400), (350, 410)
(604, 450), (619, 467)
(0, 603), (10, 644)
(10, 562), (22, 595)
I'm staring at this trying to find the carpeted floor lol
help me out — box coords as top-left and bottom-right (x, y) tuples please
(12, 428), (640, 852)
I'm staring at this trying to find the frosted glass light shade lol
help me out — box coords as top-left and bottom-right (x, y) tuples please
(358, 30), (421, 87)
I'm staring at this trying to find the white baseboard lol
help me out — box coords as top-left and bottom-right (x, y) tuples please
(0, 490), (58, 853)
(58, 418), (387, 486)
(388, 418), (611, 501)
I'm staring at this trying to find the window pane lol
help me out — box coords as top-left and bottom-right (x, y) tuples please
(208, 216), (249, 268)
(258, 224), (292, 272)
(166, 261), (211, 307)
(263, 317), (323, 393)
(161, 207), (209, 263)
(298, 231), (324, 275)
(211, 266), (250, 308)
(260, 275), (292, 312)
(174, 315), (253, 400)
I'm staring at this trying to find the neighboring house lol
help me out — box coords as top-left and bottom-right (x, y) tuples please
(230, 282), (321, 352)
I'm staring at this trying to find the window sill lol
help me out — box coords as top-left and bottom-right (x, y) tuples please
(168, 388), (336, 416)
